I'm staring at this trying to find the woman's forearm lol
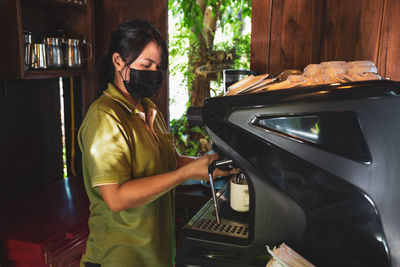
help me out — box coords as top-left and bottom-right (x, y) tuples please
(99, 168), (186, 212)
(99, 153), (224, 212)
(176, 155), (197, 168)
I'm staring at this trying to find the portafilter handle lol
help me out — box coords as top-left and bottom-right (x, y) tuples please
(208, 159), (234, 224)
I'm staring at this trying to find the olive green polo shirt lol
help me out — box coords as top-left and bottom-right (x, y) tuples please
(78, 83), (177, 266)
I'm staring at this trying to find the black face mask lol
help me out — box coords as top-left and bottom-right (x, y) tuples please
(120, 67), (163, 99)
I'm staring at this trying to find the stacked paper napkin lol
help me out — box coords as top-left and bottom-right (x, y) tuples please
(266, 243), (315, 267)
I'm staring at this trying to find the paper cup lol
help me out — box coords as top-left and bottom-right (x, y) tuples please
(230, 178), (249, 212)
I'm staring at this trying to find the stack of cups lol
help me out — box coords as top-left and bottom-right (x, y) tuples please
(346, 61), (381, 80)
(303, 64), (323, 85)
(320, 61), (347, 83)
(347, 60), (377, 74)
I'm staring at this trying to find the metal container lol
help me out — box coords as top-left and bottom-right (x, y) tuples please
(63, 38), (92, 68)
(30, 43), (47, 69)
(44, 37), (63, 68)
(23, 30), (32, 70)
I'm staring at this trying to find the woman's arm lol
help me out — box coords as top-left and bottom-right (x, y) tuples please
(98, 153), (226, 212)
(176, 155), (197, 169)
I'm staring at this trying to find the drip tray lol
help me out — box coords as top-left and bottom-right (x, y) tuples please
(184, 181), (249, 241)
(192, 218), (249, 239)
(187, 198), (249, 239)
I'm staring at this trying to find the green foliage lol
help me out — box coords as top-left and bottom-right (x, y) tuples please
(169, 0), (251, 155)
(169, 0), (204, 36)
(170, 116), (211, 156)
(169, 0), (251, 90)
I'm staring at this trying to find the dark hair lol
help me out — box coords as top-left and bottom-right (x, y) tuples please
(97, 20), (168, 96)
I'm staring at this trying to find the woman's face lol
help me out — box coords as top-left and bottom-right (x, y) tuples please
(113, 40), (164, 91)
(123, 41), (162, 78)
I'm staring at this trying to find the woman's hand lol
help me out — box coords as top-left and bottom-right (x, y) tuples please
(177, 153), (230, 181)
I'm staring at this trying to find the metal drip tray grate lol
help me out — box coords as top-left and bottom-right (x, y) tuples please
(184, 180), (249, 241)
(193, 218), (249, 238)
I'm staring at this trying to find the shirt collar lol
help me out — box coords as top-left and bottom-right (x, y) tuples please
(103, 83), (156, 115)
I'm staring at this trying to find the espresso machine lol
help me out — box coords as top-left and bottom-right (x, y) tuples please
(176, 80), (400, 267)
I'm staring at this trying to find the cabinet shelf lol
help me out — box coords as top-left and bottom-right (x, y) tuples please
(22, 0), (87, 9)
(24, 68), (88, 79)
(0, 0), (94, 80)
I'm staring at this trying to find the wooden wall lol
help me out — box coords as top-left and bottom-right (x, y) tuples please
(0, 79), (63, 200)
(93, 0), (170, 122)
(251, 0), (323, 74)
(251, 0), (400, 81)
(377, 0), (400, 80)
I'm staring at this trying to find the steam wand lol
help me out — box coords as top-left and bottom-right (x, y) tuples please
(208, 159), (234, 224)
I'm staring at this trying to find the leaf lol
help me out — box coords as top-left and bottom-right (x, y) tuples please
(189, 126), (204, 134)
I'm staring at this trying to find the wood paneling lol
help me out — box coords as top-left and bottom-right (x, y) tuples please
(268, 0), (323, 75)
(70, 0), (97, 116)
(94, 0), (170, 122)
(0, 79), (63, 201)
(251, 0), (399, 81)
(0, 80), (34, 200)
(250, 0), (272, 73)
(378, 0), (400, 81)
(321, 0), (384, 64)
(27, 79), (63, 184)
(0, 0), (24, 78)
(251, 0), (323, 75)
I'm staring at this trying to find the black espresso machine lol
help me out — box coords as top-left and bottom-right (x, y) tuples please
(176, 80), (400, 267)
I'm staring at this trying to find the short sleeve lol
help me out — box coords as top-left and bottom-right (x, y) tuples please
(78, 109), (131, 187)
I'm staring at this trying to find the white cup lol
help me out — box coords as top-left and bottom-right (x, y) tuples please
(230, 177), (249, 212)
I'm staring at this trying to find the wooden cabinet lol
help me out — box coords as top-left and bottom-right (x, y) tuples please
(0, 177), (90, 266)
(0, 0), (95, 80)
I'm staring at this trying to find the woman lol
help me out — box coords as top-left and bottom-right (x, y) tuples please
(78, 20), (227, 266)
